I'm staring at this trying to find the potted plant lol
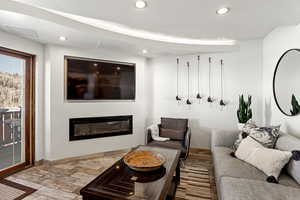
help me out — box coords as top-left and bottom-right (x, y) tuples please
(237, 95), (252, 130)
(291, 94), (300, 116)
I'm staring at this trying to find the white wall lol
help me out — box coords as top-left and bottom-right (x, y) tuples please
(147, 40), (263, 149)
(263, 24), (300, 137)
(0, 30), (45, 161)
(0, 30), (265, 159)
(44, 45), (148, 161)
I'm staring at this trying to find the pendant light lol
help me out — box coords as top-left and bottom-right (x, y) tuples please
(220, 59), (226, 106)
(207, 57), (214, 103)
(196, 55), (203, 100)
(176, 58), (182, 101)
(186, 62), (192, 105)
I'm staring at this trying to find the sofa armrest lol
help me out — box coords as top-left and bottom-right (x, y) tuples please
(211, 129), (239, 150)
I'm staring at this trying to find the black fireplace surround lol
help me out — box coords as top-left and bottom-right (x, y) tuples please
(69, 115), (133, 141)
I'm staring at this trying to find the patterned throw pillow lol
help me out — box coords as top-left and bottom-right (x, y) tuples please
(249, 126), (281, 148)
(233, 121), (281, 151)
(233, 121), (257, 150)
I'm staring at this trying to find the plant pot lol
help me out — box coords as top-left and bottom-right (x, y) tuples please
(237, 123), (245, 131)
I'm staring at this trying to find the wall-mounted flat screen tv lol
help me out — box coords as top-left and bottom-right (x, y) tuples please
(65, 56), (136, 100)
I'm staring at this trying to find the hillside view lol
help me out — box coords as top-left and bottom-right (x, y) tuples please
(0, 72), (22, 109)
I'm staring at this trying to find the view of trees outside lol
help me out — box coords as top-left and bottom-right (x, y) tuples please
(0, 54), (23, 110)
(0, 54), (24, 170)
(0, 72), (22, 108)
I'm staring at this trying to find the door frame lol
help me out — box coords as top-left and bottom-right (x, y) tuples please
(0, 46), (35, 177)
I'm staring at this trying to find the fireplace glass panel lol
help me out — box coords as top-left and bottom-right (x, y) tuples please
(74, 120), (130, 136)
(70, 116), (132, 141)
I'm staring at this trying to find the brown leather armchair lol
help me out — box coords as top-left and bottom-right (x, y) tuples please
(146, 118), (191, 160)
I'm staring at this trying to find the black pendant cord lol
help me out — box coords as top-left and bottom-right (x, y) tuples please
(220, 59), (226, 106)
(207, 57), (213, 103)
(176, 58), (181, 101)
(186, 62), (192, 105)
(196, 55), (202, 99)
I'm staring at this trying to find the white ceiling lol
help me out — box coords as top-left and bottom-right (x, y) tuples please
(0, 0), (300, 57)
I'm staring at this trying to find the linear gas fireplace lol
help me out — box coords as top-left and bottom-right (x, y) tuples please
(69, 115), (133, 141)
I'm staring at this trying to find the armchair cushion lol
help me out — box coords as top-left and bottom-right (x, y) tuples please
(160, 128), (185, 140)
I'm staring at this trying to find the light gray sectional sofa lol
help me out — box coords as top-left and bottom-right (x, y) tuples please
(211, 129), (300, 200)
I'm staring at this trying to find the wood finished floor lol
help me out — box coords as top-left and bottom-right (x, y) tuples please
(5, 148), (217, 200)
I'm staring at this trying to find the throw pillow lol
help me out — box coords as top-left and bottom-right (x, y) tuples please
(235, 136), (292, 183)
(250, 125), (281, 148)
(147, 124), (170, 142)
(160, 128), (185, 141)
(161, 118), (188, 131)
(275, 133), (300, 184)
(233, 121), (280, 151)
(233, 120), (257, 150)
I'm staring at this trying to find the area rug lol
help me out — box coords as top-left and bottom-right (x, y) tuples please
(175, 152), (217, 200)
(0, 179), (36, 200)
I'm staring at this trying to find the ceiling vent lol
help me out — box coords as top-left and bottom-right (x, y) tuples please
(1, 25), (39, 40)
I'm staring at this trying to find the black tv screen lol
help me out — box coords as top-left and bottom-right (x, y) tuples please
(65, 57), (135, 100)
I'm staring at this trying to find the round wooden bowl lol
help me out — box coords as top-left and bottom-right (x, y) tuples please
(123, 150), (166, 172)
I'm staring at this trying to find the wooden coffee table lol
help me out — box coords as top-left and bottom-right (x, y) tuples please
(80, 145), (181, 200)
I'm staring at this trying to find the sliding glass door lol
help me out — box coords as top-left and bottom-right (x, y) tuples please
(0, 47), (35, 177)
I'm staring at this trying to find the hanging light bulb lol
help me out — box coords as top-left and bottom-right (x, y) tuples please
(186, 62), (192, 105)
(176, 58), (182, 101)
(196, 55), (204, 100)
(207, 57), (215, 103)
(220, 59), (227, 106)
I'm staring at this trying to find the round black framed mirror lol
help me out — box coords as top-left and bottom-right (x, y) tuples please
(273, 49), (300, 116)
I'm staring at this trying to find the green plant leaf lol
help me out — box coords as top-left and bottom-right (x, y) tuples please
(237, 94), (252, 123)
(291, 94), (300, 115)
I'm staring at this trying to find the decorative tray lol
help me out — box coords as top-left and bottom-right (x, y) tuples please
(123, 150), (166, 172)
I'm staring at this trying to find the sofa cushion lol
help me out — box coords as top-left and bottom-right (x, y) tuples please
(213, 147), (266, 183)
(280, 174), (300, 188)
(276, 133), (300, 184)
(213, 146), (300, 188)
(161, 117), (188, 131)
(220, 177), (300, 200)
(160, 128), (185, 140)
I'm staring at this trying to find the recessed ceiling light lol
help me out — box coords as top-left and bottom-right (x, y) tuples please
(217, 7), (230, 15)
(135, 0), (147, 9)
(142, 49), (148, 54)
(59, 36), (67, 41)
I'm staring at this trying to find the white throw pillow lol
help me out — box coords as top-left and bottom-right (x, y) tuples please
(235, 136), (292, 182)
